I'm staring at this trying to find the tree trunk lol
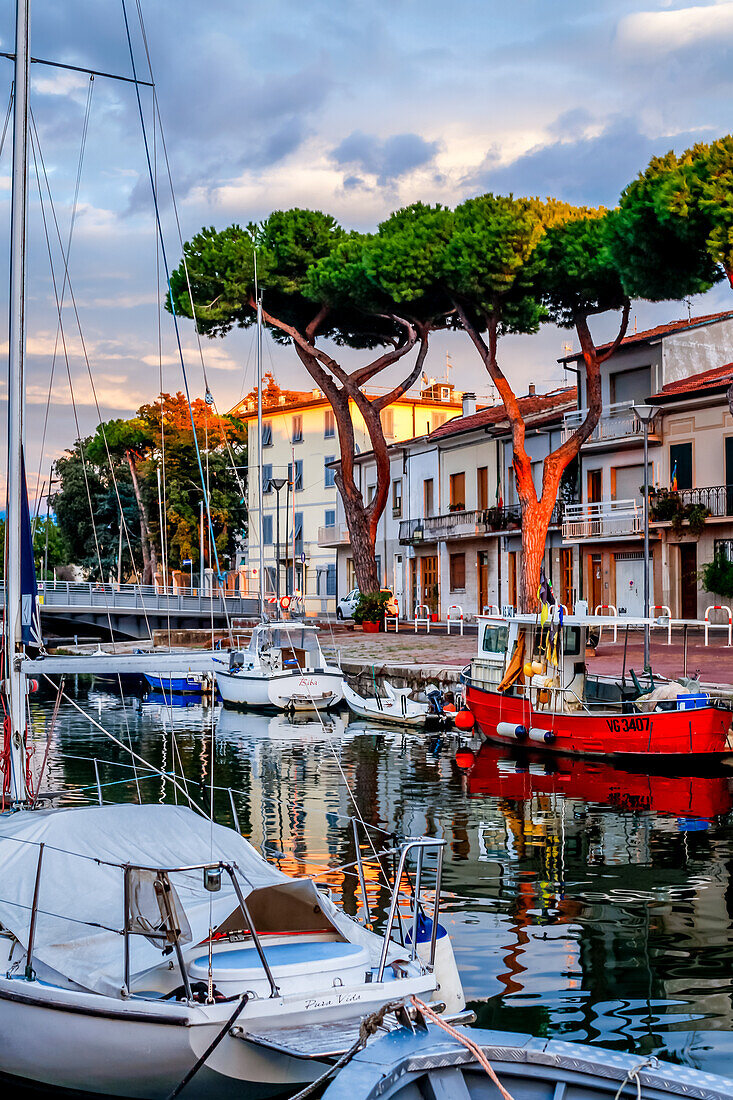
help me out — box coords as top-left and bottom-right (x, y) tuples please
(125, 450), (158, 585)
(455, 302), (630, 613)
(338, 485), (381, 593)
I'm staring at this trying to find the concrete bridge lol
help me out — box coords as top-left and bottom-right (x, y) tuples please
(36, 581), (258, 641)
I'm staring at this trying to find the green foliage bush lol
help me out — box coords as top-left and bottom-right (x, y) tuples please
(353, 590), (391, 624)
(701, 554), (733, 599)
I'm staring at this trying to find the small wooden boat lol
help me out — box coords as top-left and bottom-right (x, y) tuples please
(324, 1022), (733, 1099)
(343, 681), (430, 727)
(463, 611), (733, 764)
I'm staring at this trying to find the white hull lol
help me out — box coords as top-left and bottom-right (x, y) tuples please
(0, 972), (434, 1098)
(343, 682), (428, 728)
(216, 664), (344, 711)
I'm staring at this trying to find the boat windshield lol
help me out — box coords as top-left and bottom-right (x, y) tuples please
(248, 624), (322, 655)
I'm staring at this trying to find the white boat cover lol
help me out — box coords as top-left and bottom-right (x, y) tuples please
(0, 803), (290, 997)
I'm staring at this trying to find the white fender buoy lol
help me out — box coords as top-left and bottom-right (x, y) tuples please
(497, 722), (528, 740)
(528, 727), (555, 744)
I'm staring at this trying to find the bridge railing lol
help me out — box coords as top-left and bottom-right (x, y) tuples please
(33, 580), (257, 615)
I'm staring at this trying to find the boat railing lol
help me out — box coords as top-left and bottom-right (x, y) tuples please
(375, 837), (446, 981)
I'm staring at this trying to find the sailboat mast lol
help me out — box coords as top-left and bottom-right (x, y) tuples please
(6, 0), (30, 803)
(256, 280), (265, 622)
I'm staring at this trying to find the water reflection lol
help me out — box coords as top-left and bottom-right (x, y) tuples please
(25, 684), (733, 1079)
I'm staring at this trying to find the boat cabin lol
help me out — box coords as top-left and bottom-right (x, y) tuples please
(470, 611), (687, 715)
(231, 621), (328, 674)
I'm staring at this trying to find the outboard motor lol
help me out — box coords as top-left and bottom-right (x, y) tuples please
(426, 686), (445, 716)
(229, 651), (245, 672)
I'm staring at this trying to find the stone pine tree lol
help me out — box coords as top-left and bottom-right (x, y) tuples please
(440, 196), (630, 612)
(169, 205), (452, 596)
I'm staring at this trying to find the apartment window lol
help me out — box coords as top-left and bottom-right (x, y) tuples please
(326, 563), (336, 596)
(324, 456), (336, 488)
(477, 466), (488, 510)
(611, 464), (652, 503)
(381, 408), (394, 439)
(288, 459), (303, 491)
(262, 420), (273, 447)
(392, 478), (403, 517)
(262, 463), (273, 493)
(587, 469), (602, 503)
(449, 552), (466, 591)
(610, 365), (651, 405)
(292, 414), (303, 443)
(324, 509), (336, 528)
(424, 478), (434, 517)
(264, 565), (277, 596)
(294, 512), (304, 554)
(670, 442), (692, 491)
(367, 483), (376, 504)
(715, 539), (733, 561)
(375, 555), (382, 584)
(263, 514), (273, 545)
(449, 472), (465, 512)
(346, 558), (355, 591)
(432, 411), (447, 430)
(324, 409), (335, 438)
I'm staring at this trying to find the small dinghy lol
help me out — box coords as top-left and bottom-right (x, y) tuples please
(324, 1020), (733, 1099)
(343, 681), (430, 727)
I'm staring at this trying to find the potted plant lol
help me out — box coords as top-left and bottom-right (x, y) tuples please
(353, 590), (392, 632)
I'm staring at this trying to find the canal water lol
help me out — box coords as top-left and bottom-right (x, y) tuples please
(23, 680), (733, 1086)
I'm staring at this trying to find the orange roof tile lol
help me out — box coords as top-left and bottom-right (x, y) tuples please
(558, 311), (733, 362)
(652, 362), (733, 400)
(429, 387), (577, 440)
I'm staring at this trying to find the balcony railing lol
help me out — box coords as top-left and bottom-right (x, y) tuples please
(399, 502), (563, 545)
(317, 523), (350, 547)
(675, 485), (733, 518)
(562, 400), (658, 445)
(562, 498), (643, 540)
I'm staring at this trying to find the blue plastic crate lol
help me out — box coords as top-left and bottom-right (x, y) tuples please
(677, 692), (710, 710)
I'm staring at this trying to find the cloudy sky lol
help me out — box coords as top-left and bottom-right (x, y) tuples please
(1, 0), (732, 494)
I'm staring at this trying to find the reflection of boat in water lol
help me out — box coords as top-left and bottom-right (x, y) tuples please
(458, 743), (733, 820)
(142, 691), (211, 711)
(463, 612), (733, 763)
(143, 672), (209, 695)
(216, 704), (347, 742)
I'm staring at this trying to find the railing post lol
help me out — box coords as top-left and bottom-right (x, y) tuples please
(352, 817), (371, 925)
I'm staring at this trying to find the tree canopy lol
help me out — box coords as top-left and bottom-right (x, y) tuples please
(52, 393), (246, 582)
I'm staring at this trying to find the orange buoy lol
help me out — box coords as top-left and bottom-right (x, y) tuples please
(454, 749), (475, 770)
(454, 709), (475, 732)
(443, 702), (457, 713)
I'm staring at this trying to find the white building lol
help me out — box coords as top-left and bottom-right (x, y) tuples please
(230, 382), (462, 613)
(332, 387), (576, 618)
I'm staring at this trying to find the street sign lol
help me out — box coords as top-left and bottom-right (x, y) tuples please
(299, 552), (306, 563)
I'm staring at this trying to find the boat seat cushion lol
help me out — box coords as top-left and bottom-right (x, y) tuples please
(189, 939), (368, 982)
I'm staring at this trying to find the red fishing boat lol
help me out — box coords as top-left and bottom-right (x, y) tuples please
(456, 743), (733, 819)
(461, 612), (733, 765)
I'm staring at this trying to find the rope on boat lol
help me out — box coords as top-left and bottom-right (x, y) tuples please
(611, 1054), (659, 1100)
(286, 999), (410, 1100)
(411, 997), (516, 1100)
(165, 993), (249, 1100)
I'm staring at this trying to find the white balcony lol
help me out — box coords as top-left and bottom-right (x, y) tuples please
(562, 400), (658, 447)
(317, 523), (350, 547)
(562, 499), (643, 541)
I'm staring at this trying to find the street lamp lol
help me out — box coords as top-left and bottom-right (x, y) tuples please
(182, 558), (193, 592)
(632, 403), (660, 672)
(270, 477), (287, 602)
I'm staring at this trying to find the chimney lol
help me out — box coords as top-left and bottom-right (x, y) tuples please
(528, 383), (536, 397)
(462, 391), (476, 417)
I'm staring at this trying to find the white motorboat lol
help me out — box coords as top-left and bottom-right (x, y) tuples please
(214, 621), (344, 711)
(0, 803), (464, 1098)
(343, 681), (431, 728)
